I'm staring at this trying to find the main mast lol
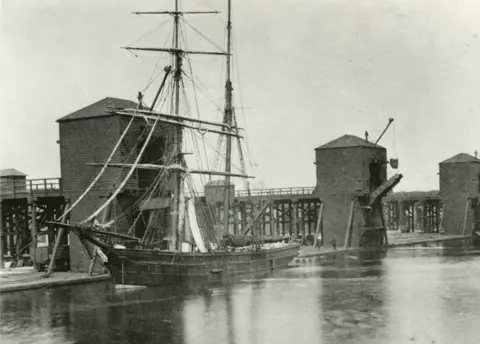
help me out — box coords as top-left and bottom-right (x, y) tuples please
(222, 0), (233, 236)
(171, 0), (183, 251)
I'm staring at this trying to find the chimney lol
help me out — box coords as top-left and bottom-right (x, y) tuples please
(475, 150), (478, 159)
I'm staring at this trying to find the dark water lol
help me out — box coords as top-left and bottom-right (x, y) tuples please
(1, 247), (480, 344)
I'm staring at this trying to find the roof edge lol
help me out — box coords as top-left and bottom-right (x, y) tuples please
(56, 113), (115, 123)
(439, 153), (480, 164)
(56, 96), (138, 122)
(315, 145), (387, 151)
(439, 160), (480, 164)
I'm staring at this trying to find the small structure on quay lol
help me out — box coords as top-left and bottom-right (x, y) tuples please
(439, 152), (480, 237)
(0, 168), (67, 269)
(313, 134), (402, 250)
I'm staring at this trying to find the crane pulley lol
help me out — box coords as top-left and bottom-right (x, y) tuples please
(370, 118), (399, 169)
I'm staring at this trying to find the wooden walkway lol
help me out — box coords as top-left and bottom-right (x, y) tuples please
(0, 268), (110, 293)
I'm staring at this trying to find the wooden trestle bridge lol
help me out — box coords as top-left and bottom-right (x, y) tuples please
(201, 186), (321, 238)
(0, 178), (68, 268)
(383, 191), (443, 233)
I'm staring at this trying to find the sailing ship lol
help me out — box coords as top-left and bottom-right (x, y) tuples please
(50, 0), (301, 286)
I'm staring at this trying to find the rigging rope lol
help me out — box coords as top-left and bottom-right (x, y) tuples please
(105, 82), (173, 226)
(81, 111), (162, 223)
(129, 151), (176, 238)
(141, 23), (175, 94)
(182, 18), (225, 52)
(97, 123), (150, 211)
(179, 21), (212, 184)
(233, 109), (251, 196)
(181, 71), (223, 113)
(59, 116), (136, 221)
(393, 120), (397, 157)
(125, 18), (172, 50)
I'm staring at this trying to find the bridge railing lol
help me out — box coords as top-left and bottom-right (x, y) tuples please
(235, 187), (316, 197)
(0, 178), (62, 198)
(190, 186), (316, 199)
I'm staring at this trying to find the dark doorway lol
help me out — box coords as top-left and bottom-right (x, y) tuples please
(369, 161), (382, 191)
(138, 135), (165, 190)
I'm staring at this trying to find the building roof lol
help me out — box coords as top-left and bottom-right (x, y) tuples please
(0, 168), (27, 177)
(439, 153), (480, 164)
(57, 97), (138, 122)
(315, 134), (385, 150)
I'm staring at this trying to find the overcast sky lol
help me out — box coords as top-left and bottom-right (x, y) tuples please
(1, 0), (479, 192)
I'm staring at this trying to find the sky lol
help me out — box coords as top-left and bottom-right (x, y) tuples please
(0, 0), (479, 192)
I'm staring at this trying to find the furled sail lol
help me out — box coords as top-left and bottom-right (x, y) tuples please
(187, 198), (207, 252)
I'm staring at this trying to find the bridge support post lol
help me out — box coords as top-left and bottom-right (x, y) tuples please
(291, 201), (298, 237)
(269, 202), (274, 236)
(398, 200), (405, 232)
(31, 200), (37, 265)
(233, 201), (239, 235)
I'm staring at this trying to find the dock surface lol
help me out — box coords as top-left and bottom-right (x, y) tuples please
(0, 267), (110, 293)
(297, 232), (468, 258)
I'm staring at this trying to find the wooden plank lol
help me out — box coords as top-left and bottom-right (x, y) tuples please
(379, 201), (388, 245)
(44, 203), (69, 277)
(344, 200), (356, 249)
(462, 198), (471, 237)
(88, 202), (111, 276)
(313, 203), (324, 248)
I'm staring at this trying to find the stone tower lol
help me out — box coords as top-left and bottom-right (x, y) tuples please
(314, 134), (401, 249)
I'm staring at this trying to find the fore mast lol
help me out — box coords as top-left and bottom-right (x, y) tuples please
(222, 0), (234, 237)
(171, 0), (182, 251)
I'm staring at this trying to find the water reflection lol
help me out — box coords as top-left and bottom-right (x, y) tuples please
(436, 253), (480, 344)
(1, 247), (480, 344)
(316, 253), (388, 343)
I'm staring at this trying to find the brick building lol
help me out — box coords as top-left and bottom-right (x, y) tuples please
(439, 153), (480, 235)
(57, 97), (171, 272)
(314, 134), (388, 248)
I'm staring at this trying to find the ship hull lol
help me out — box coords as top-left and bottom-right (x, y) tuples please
(103, 243), (301, 286)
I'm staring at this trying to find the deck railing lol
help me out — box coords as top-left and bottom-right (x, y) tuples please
(0, 178), (62, 198)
